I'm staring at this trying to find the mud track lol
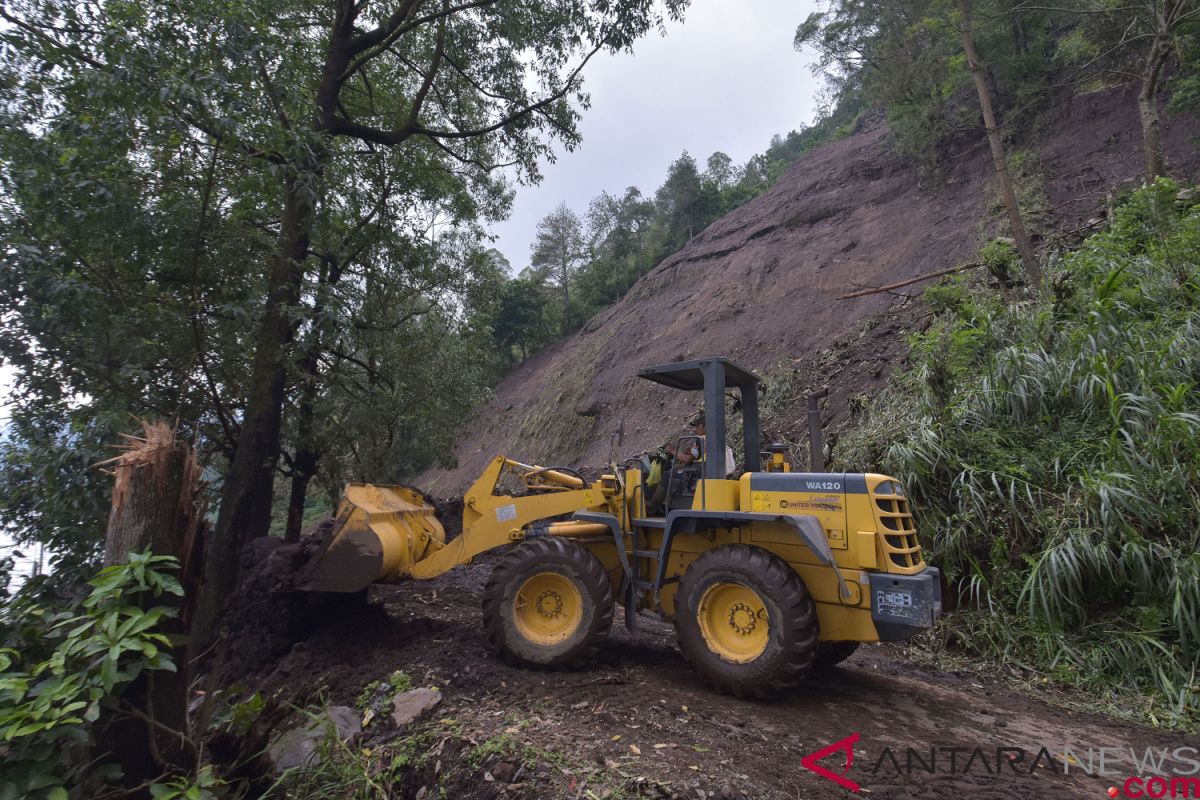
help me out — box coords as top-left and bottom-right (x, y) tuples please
(251, 551), (1184, 799)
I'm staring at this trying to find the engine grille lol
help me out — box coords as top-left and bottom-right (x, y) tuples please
(871, 480), (924, 572)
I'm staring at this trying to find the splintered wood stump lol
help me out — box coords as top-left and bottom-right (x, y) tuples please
(104, 421), (206, 571)
(101, 421), (207, 788)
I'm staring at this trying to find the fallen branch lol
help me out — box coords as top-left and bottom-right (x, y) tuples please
(838, 261), (984, 299)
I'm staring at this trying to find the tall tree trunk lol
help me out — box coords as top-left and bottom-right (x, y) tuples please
(194, 170), (315, 648)
(284, 347), (322, 543)
(1138, 27), (1170, 180)
(958, 0), (1042, 288)
(560, 261), (570, 335)
(101, 422), (207, 789)
(284, 448), (319, 543)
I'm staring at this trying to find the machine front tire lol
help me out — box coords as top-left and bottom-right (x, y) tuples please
(673, 544), (817, 698)
(482, 537), (614, 669)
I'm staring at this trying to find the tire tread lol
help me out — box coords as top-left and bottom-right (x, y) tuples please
(673, 544), (818, 698)
(482, 537), (614, 669)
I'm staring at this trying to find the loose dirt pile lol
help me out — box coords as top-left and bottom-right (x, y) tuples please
(219, 495), (468, 682)
(217, 535), (370, 681)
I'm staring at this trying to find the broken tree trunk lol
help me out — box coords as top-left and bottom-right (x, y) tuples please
(101, 421), (207, 789)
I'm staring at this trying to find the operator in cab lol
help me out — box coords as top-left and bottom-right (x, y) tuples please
(676, 412), (705, 465)
(677, 411), (737, 476)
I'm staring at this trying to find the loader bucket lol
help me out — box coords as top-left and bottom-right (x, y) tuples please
(299, 484), (446, 593)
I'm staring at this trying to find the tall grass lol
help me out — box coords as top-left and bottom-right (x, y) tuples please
(838, 180), (1200, 726)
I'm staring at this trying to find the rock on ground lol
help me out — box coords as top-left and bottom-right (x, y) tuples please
(267, 705), (361, 775)
(391, 687), (442, 726)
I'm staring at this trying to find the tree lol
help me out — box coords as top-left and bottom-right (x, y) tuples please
(492, 277), (552, 362)
(0, 0), (689, 646)
(704, 151), (737, 190)
(656, 151), (702, 247)
(531, 202), (588, 334)
(1057, 0), (1200, 179)
(796, 0), (968, 168)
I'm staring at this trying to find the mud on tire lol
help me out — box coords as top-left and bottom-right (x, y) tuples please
(482, 537), (614, 669)
(673, 544), (817, 698)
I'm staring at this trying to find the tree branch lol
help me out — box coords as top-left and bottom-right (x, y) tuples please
(404, 4), (448, 134)
(408, 42), (601, 142)
(838, 262), (984, 299)
(347, 0), (426, 56)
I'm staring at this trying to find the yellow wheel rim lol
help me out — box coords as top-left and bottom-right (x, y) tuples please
(697, 582), (769, 663)
(513, 572), (584, 646)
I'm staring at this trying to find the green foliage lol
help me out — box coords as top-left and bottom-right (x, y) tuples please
(1002, 150), (1051, 234)
(264, 719), (438, 799)
(839, 181), (1200, 726)
(491, 276), (555, 365)
(148, 767), (222, 800)
(797, 0), (1069, 172)
(1168, 26), (1200, 120)
(226, 692), (267, 737)
(979, 238), (1020, 286)
(0, 408), (118, 594)
(0, 552), (183, 799)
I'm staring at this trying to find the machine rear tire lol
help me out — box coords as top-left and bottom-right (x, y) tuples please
(814, 641), (860, 669)
(482, 537), (614, 669)
(673, 544), (817, 698)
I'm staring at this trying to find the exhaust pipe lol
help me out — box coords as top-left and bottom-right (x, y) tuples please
(807, 389), (829, 472)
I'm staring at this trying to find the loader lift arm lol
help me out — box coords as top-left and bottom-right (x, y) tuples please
(301, 455), (615, 592)
(412, 456), (615, 578)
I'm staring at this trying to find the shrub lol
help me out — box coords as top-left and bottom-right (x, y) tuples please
(0, 552), (198, 799)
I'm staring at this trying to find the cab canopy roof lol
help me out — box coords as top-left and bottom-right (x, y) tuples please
(637, 357), (761, 392)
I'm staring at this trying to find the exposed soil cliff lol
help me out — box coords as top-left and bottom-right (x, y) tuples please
(420, 83), (1198, 494)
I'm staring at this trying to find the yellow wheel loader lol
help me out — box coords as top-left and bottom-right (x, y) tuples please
(300, 357), (941, 697)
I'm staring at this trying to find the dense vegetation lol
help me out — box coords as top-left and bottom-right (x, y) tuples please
(799, 0), (1199, 175)
(0, 554), (199, 799)
(839, 181), (1200, 726)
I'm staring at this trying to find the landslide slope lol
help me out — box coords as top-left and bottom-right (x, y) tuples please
(420, 84), (1198, 494)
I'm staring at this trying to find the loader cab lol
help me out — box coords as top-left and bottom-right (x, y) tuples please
(638, 357), (762, 512)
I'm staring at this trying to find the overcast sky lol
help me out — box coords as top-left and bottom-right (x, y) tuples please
(489, 0), (823, 271)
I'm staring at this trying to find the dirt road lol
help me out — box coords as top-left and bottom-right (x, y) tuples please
(252, 553), (1190, 799)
